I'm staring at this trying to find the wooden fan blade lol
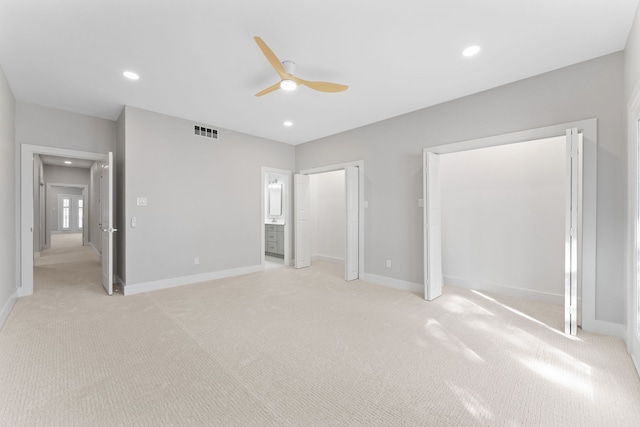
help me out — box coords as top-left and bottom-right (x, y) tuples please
(299, 79), (348, 93)
(255, 82), (281, 97)
(254, 36), (287, 78)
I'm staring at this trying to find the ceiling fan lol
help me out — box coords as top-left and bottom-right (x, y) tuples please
(253, 36), (348, 97)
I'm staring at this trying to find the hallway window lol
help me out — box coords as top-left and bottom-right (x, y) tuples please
(78, 199), (83, 230)
(62, 198), (70, 230)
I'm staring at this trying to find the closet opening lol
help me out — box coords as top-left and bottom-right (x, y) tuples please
(423, 120), (597, 336)
(296, 161), (364, 281)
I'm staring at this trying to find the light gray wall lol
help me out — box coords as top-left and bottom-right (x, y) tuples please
(625, 4), (640, 101)
(122, 106), (295, 286)
(16, 102), (116, 153)
(296, 52), (625, 325)
(43, 164), (90, 186)
(310, 170), (345, 262)
(0, 65), (16, 326)
(440, 136), (565, 301)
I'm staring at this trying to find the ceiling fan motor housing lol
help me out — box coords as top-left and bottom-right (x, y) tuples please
(282, 60), (296, 74)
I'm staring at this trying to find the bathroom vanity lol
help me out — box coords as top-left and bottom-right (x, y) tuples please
(265, 223), (284, 257)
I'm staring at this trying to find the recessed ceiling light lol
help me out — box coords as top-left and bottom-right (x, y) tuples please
(123, 71), (140, 80)
(280, 80), (297, 91)
(462, 45), (481, 57)
(64, 160), (72, 164)
(283, 121), (293, 127)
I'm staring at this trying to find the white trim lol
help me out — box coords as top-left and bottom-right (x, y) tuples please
(423, 118), (598, 334)
(360, 272), (422, 294)
(300, 160), (365, 281)
(122, 264), (263, 296)
(0, 290), (17, 331)
(444, 276), (563, 306)
(627, 79), (640, 365)
(311, 254), (344, 264)
(632, 354), (640, 379)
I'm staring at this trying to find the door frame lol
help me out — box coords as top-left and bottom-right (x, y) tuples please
(422, 119), (603, 334)
(299, 160), (365, 280)
(19, 144), (108, 297)
(627, 83), (640, 374)
(261, 167), (292, 267)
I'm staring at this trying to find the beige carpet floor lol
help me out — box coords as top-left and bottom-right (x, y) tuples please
(1, 236), (640, 426)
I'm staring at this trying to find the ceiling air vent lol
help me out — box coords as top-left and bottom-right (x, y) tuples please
(194, 125), (219, 140)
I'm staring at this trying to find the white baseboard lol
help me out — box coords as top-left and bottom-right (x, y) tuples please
(123, 264), (263, 296)
(311, 254), (344, 264)
(0, 290), (18, 331)
(89, 242), (100, 256)
(445, 276), (564, 306)
(359, 272), (422, 294)
(632, 354), (640, 379)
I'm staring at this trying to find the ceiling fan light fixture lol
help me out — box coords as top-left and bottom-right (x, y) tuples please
(280, 79), (297, 91)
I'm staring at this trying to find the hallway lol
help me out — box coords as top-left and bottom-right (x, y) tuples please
(34, 233), (104, 296)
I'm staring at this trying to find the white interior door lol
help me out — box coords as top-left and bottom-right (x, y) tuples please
(294, 174), (311, 268)
(424, 151), (443, 300)
(345, 166), (359, 281)
(100, 152), (115, 295)
(565, 129), (580, 335)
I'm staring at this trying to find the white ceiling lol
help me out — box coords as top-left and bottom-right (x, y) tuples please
(40, 155), (94, 169)
(0, 0), (637, 145)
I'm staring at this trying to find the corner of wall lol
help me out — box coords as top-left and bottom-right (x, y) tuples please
(0, 64), (17, 329)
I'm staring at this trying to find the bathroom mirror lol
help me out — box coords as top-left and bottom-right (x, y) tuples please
(268, 183), (282, 216)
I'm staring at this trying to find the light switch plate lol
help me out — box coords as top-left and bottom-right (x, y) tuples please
(137, 197), (148, 207)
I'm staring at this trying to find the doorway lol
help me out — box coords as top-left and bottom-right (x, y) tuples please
(46, 184), (88, 248)
(422, 119), (597, 336)
(20, 144), (113, 297)
(297, 160), (364, 281)
(261, 167), (292, 269)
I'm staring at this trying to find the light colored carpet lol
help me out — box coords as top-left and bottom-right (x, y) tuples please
(1, 242), (640, 426)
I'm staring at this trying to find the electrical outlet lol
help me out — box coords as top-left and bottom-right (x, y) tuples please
(418, 199), (424, 208)
(386, 260), (391, 268)
(194, 257), (200, 265)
